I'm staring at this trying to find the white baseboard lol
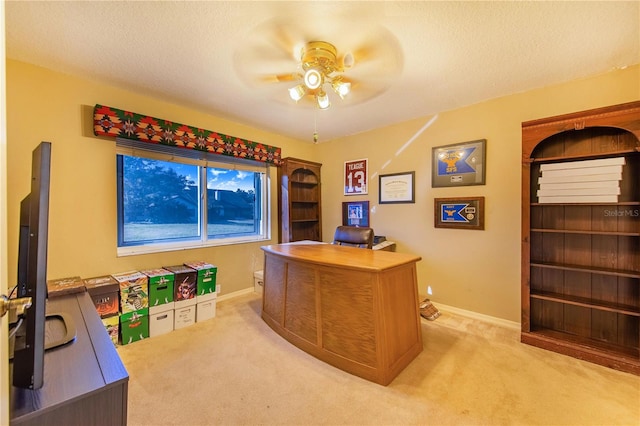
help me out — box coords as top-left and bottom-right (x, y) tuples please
(217, 287), (521, 331)
(434, 302), (521, 331)
(216, 287), (255, 302)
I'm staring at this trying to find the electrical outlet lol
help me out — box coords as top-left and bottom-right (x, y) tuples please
(427, 286), (433, 296)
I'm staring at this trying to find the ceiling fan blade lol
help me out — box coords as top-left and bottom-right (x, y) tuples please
(259, 72), (302, 84)
(349, 34), (403, 73)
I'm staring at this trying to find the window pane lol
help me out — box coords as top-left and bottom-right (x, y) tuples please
(119, 155), (200, 245)
(206, 167), (259, 238)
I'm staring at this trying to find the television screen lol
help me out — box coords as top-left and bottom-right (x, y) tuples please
(11, 141), (51, 389)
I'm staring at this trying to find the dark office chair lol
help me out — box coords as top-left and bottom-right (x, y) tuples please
(332, 226), (374, 249)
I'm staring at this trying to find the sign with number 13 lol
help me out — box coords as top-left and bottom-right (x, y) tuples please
(344, 158), (368, 195)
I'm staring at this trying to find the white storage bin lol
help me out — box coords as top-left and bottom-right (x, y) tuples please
(254, 270), (264, 294)
(149, 306), (174, 337)
(174, 304), (196, 329)
(197, 292), (217, 322)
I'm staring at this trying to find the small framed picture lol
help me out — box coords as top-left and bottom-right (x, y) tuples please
(432, 139), (486, 187)
(342, 201), (370, 227)
(379, 171), (415, 204)
(434, 196), (485, 230)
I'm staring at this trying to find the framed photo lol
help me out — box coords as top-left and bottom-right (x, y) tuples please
(432, 139), (486, 187)
(379, 172), (415, 204)
(342, 201), (370, 227)
(344, 158), (368, 195)
(434, 196), (485, 230)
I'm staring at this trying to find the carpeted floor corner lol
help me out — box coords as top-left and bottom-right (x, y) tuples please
(117, 292), (640, 425)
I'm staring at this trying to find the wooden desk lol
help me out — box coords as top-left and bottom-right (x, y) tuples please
(10, 292), (129, 425)
(261, 243), (423, 385)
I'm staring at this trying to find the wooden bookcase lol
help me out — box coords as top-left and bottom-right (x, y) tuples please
(278, 157), (322, 243)
(521, 101), (640, 375)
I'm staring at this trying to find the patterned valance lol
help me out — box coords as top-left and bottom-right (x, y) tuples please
(93, 104), (282, 166)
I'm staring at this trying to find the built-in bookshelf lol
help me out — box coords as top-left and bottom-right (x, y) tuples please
(278, 157), (322, 243)
(521, 101), (640, 375)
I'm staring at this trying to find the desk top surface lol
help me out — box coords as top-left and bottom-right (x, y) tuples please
(261, 242), (421, 271)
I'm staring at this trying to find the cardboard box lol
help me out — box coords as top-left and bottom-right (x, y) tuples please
(141, 268), (174, 307)
(174, 296), (196, 310)
(149, 305), (174, 337)
(46, 276), (85, 298)
(254, 270), (264, 294)
(102, 315), (119, 347)
(119, 308), (149, 345)
(112, 271), (149, 314)
(84, 275), (119, 318)
(163, 265), (196, 304)
(196, 292), (217, 322)
(174, 304), (196, 330)
(184, 261), (217, 295)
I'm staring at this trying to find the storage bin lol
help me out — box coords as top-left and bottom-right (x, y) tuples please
(184, 261), (217, 295)
(112, 270), (149, 314)
(149, 305), (174, 337)
(120, 308), (149, 345)
(84, 275), (119, 318)
(174, 304), (196, 329)
(141, 268), (174, 307)
(196, 292), (217, 322)
(254, 270), (264, 294)
(163, 265), (197, 304)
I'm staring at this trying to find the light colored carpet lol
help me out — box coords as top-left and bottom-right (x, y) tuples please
(117, 293), (640, 425)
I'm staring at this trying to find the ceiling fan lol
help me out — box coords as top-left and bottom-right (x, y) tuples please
(286, 40), (353, 110)
(234, 18), (404, 111)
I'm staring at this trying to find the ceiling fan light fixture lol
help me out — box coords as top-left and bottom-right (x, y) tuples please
(304, 68), (323, 90)
(316, 90), (330, 109)
(331, 77), (351, 99)
(341, 52), (355, 69)
(289, 84), (306, 101)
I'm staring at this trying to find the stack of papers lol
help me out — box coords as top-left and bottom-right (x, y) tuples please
(537, 157), (624, 203)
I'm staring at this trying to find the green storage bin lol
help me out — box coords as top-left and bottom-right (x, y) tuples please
(120, 308), (149, 345)
(142, 268), (175, 307)
(184, 261), (217, 295)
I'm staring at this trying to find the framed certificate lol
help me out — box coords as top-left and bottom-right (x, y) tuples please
(379, 172), (415, 204)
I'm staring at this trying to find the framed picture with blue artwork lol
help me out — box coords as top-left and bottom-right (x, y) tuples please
(434, 196), (484, 230)
(342, 201), (370, 227)
(432, 139), (486, 187)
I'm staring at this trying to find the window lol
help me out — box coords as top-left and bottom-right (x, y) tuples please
(116, 140), (269, 255)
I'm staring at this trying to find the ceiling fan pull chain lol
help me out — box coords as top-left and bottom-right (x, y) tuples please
(313, 110), (319, 143)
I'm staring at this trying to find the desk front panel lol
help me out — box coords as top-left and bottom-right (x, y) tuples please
(284, 262), (317, 344)
(319, 267), (377, 367)
(261, 244), (422, 385)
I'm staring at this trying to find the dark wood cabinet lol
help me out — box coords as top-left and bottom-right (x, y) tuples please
(521, 101), (640, 375)
(11, 293), (129, 425)
(278, 157), (322, 243)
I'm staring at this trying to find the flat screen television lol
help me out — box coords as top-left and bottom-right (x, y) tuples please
(10, 142), (76, 390)
(11, 141), (79, 391)
(10, 141), (52, 389)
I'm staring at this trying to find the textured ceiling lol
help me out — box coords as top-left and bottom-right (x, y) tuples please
(5, 1), (639, 143)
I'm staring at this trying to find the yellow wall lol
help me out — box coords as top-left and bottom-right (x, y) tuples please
(317, 65), (640, 322)
(6, 59), (639, 322)
(6, 60), (314, 295)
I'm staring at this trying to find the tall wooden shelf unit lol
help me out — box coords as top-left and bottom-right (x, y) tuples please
(278, 157), (322, 243)
(521, 101), (640, 375)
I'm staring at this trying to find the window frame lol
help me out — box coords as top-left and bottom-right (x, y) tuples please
(115, 138), (271, 256)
